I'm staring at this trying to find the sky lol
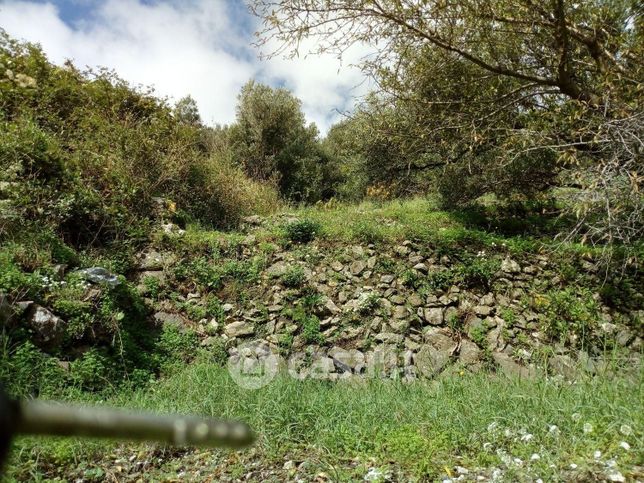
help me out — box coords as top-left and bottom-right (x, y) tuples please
(0, 0), (371, 133)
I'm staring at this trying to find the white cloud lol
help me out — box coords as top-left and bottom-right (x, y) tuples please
(0, 0), (370, 132)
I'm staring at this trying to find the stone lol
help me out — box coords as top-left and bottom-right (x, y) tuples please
(392, 305), (408, 319)
(548, 354), (577, 379)
(366, 345), (400, 378)
(480, 293), (495, 306)
(224, 321), (255, 338)
(390, 295), (405, 305)
(328, 347), (365, 371)
(493, 352), (535, 378)
(380, 275), (395, 284)
(27, 305), (65, 347)
(75, 267), (121, 287)
(423, 307), (444, 326)
(416, 328), (456, 377)
(501, 257), (521, 274)
(389, 318), (410, 333)
(474, 305), (493, 316)
(222, 303), (235, 313)
(459, 339), (482, 367)
(408, 294), (423, 307)
(367, 256), (377, 269)
(350, 260), (367, 276)
(154, 311), (187, 327)
(375, 332), (404, 345)
(330, 260), (344, 272)
(138, 250), (175, 271)
(266, 262), (288, 277)
(413, 263), (428, 273)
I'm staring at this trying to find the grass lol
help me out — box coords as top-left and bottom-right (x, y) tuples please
(6, 364), (642, 481)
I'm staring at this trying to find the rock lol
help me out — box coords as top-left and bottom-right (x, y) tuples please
(375, 332), (404, 345)
(395, 245), (410, 256)
(367, 256), (377, 269)
(350, 260), (366, 276)
(616, 329), (634, 347)
(548, 354), (577, 379)
(474, 305), (493, 316)
(27, 305), (65, 347)
(366, 345), (400, 377)
(408, 294), (423, 307)
(480, 293), (495, 306)
(224, 321), (255, 338)
(222, 303), (235, 313)
(266, 262), (288, 277)
(423, 307), (444, 326)
(154, 311), (187, 327)
(459, 339), (482, 368)
(389, 318), (410, 333)
(161, 222), (185, 235)
(319, 297), (341, 316)
(392, 305), (408, 319)
(493, 352), (535, 378)
(413, 263), (428, 273)
(501, 257), (521, 274)
(75, 267), (121, 287)
(390, 295), (405, 305)
(138, 250), (175, 270)
(328, 347), (365, 371)
(330, 261), (344, 272)
(416, 329), (456, 377)
(380, 275), (395, 284)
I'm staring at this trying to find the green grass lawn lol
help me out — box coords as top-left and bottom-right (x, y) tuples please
(6, 364), (642, 481)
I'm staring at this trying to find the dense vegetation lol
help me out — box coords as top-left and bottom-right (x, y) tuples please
(0, 0), (642, 478)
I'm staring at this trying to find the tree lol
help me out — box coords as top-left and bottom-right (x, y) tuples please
(174, 95), (201, 125)
(252, 0), (643, 250)
(229, 80), (339, 202)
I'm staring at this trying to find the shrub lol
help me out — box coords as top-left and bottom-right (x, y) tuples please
(283, 219), (321, 243)
(539, 287), (600, 347)
(281, 265), (306, 288)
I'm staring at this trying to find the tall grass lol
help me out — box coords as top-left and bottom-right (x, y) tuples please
(8, 364), (642, 480)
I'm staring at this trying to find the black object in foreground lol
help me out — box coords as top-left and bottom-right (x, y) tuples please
(0, 387), (254, 470)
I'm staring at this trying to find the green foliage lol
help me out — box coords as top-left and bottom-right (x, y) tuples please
(281, 265), (306, 288)
(538, 287), (601, 347)
(0, 33), (279, 251)
(229, 80), (339, 202)
(283, 219), (321, 243)
(154, 325), (199, 372)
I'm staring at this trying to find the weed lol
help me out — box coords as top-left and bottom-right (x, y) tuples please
(281, 265), (307, 288)
(283, 219), (321, 243)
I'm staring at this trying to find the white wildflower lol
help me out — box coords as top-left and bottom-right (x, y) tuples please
(520, 433), (534, 442)
(619, 441), (630, 451)
(583, 423), (593, 434)
(513, 458), (523, 466)
(570, 463), (578, 469)
(531, 453), (541, 461)
(571, 413), (581, 422)
(619, 424), (632, 436)
(605, 459), (617, 468)
(594, 450), (602, 459)
(483, 442), (493, 451)
(487, 422), (498, 432)
(504, 428), (513, 438)
(455, 466), (469, 475)
(548, 425), (560, 436)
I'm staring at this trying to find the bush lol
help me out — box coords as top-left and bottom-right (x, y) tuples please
(284, 219), (321, 243)
(281, 265), (306, 288)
